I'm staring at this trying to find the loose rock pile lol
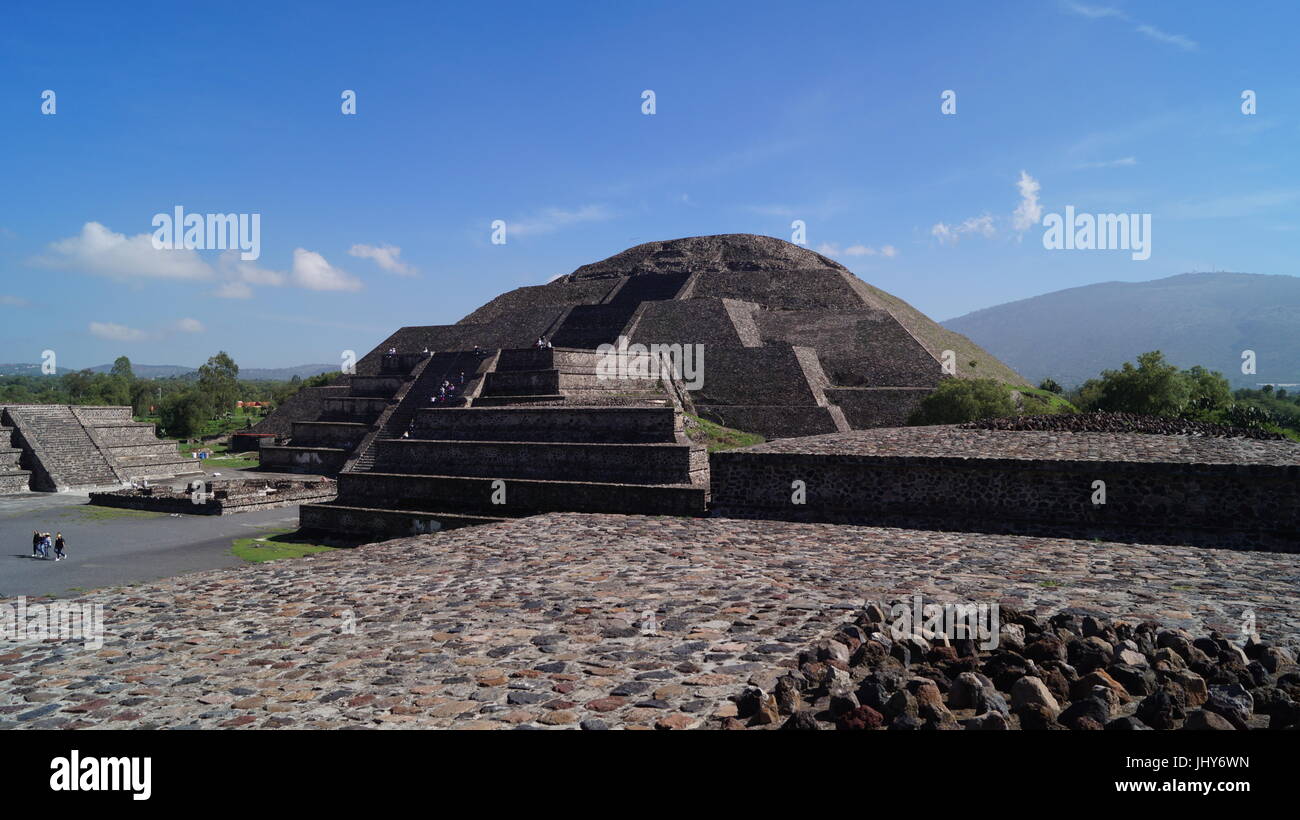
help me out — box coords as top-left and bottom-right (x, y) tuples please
(725, 605), (1299, 730)
(963, 411), (1284, 440)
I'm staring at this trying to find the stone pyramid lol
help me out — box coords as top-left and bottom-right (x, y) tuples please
(346, 233), (1025, 438)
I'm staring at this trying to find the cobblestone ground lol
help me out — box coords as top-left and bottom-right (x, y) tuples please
(2, 512), (1296, 730)
(740, 426), (1300, 466)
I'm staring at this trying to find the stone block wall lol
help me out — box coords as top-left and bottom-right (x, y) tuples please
(709, 449), (1300, 551)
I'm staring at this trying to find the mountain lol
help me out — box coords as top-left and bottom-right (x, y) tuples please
(942, 273), (1300, 388)
(85, 363), (193, 378)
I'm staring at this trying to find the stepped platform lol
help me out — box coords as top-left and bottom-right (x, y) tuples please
(709, 425), (1300, 551)
(302, 360), (708, 539)
(0, 404), (192, 491)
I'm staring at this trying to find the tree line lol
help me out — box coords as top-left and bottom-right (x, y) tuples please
(0, 354), (340, 439)
(909, 350), (1300, 439)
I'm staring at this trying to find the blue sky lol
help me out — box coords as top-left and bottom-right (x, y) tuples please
(1, 0), (1296, 369)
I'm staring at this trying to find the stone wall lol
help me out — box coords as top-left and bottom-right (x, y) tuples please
(824, 387), (932, 428)
(710, 436), (1300, 551)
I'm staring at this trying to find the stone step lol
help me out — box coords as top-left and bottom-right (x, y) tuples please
(299, 503), (505, 539)
(336, 472), (706, 516)
(348, 375), (406, 397)
(290, 421), (370, 448)
(468, 394), (569, 406)
(321, 396), (390, 420)
(0, 471), (31, 494)
(373, 439), (704, 484)
(495, 347), (606, 371)
(409, 406), (680, 443)
(482, 368), (659, 396)
(260, 445), (350, 474)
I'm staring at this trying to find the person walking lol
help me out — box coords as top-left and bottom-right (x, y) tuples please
(32, 530), (41, 558)
(53, 532), (66, 562)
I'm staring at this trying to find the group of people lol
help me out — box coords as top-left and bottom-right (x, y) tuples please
(431, 372), (467, 405)
(534, 336), (553, 349)
(31, 530), (67, 561)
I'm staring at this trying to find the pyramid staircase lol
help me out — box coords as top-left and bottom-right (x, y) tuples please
(0, 424), (32, 494)
(547, 271), (690, 349)
(260, 353), (432, 474)
(0, 405), (193, 491)
(300, 346), (707, 540)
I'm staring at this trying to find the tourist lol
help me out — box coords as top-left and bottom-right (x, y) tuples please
(53, 532), (66, 561)
(31, 530), (41, 558)
(456, 371), (465, 385)
(40, 532), (53, 559)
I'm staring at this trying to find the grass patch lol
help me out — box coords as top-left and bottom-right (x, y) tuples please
(71, 505), (166, 521)
(178, 440), (260, 470)
(684, 414), (765, 452)
(232, 529), (336, 563)
(1016, 386), (1079, 415)
(1038, 579), (1065, 588)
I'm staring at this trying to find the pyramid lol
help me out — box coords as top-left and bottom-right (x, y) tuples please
(257, 233), (1026, 467)
(341, 234), (1025, 438)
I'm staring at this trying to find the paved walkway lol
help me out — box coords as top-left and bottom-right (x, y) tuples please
(2, 512), (1295, 729)
(0, 491), (299, 599)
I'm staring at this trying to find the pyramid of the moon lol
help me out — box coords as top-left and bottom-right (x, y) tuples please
(260, 234), (1026, 445)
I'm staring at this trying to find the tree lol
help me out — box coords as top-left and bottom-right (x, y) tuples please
(197, 351), (239, 416)
(908, 378), (1017, 425)
(1180, 365), (1232, 419)
(158, 390), (208, 438)
(110, 356), (134, 380)
(1076, 351), (1190, 416)
(1038, 378), (1063, 395)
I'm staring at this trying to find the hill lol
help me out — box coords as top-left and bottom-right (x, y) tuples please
(942, 272), (1300, 388)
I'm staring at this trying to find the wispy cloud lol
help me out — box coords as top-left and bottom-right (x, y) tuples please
(817, 243), (899, 259)
(1078, 156), (1138, 169)
(931, 215), (997, 244)
(1061, 2), (1198, 51)
(1012, 171), (1042, 234)
(349, 243), (417, 276)
(0, 295), (29, 307)
(507, 205), (612, 238)
(89, 321), (148, 342)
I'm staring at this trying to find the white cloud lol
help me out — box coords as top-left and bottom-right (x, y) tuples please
(817, 242), (899, 259)
(508, 205), (612, 238)
(1012, 171), (1042, 234)
(349, 243), (417, 276)
(89, 321), (148, 342)
(213, 281), (254, 299)
(1078, 156), (1138, 169)
(1062, 2), (1125, 19)
(174, 317), (204, 333)
(36, 222), (213, 281)
(212, 250), (285, 299)
(931, 214), (997, 244)
(0, 295), (29, 307)
(290, 248), (362, 292)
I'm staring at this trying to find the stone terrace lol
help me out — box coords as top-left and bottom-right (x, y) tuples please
(739, 425), (1300, 466)
(2, 513), (1296, 729)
